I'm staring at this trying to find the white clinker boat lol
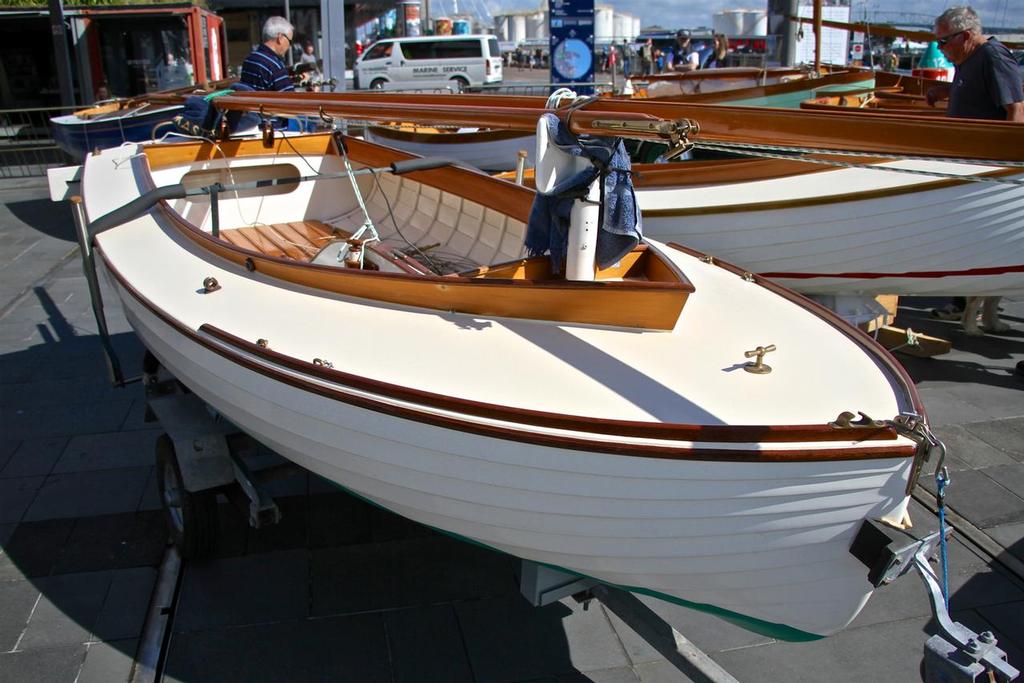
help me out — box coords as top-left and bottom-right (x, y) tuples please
(52, 120), (935, 641)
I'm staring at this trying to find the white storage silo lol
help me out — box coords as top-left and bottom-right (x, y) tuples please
(613, 14), (630, 40)
(527, 10), (545, 39)
(742, 9), (767, 36)
(595, 6), (614, 41)
(512, 14), (527, 43)
(713, 10), (745, 36)
(632, 17), (641, 39)
(593, 6), (614, 41)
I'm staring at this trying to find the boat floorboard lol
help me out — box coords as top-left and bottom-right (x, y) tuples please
(219, 221), (340, 262)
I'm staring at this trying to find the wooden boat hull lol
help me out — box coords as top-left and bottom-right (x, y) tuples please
(79, 134), (922, 639)
(635, 158), (1024, 296)
(50, 105), (182, 160)
(642, 69), (875, 108)
(364, 125), (536, 172)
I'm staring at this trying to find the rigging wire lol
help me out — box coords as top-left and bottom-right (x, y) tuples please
(686, 141), (1024, 186)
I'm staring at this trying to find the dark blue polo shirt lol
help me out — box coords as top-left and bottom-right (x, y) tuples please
(240, 44), (295, 92)
(948, 38), (1023, 120)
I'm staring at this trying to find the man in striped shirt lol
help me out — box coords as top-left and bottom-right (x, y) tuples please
(241, 17), (296, 92)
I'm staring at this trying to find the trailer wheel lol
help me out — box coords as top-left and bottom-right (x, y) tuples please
(155, 433), (217, 560)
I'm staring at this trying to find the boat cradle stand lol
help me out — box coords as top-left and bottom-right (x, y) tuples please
(143, 354), (301, 560)
(519, 562), (740, 683)
(518, 522), (1021, 683)
(852, 519), (1019, 682)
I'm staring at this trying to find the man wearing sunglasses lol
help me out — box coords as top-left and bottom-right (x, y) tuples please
(925, 6), (1023, 122)
(241, 16), (298, 92)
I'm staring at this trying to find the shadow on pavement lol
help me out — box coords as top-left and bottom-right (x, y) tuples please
(894, 298), (1024, 390)
(6, 197), (77, 243)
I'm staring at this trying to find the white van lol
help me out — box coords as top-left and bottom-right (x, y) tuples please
(354, 35), (503, 92)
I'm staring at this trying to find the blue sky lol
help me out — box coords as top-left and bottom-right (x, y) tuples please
(473, 1), (1023, 33)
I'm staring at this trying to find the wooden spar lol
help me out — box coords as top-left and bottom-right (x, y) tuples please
(213, 91), (1024, 161)
(787, 15), (1023, 50)
(213, 92), (694, 142)
(813, 0), (822, 74)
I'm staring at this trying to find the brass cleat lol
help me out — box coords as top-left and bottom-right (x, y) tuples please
(743, 344), (776, 374)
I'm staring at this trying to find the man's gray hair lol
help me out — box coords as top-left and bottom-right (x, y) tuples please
(262, 16), (294, 42)
(935, 6), (982, 33)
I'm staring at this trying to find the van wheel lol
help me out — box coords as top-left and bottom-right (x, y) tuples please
(369, 78), (386, 90)
(450, 76), (469, 93)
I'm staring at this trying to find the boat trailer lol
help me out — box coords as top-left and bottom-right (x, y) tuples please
(142, 353), (1018, 683)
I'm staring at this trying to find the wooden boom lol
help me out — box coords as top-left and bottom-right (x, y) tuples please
(214, 91), (696, 143)
(214, 91), (1024, 162)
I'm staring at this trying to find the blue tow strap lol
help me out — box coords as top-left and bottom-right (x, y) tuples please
(936, 466), (951, 608)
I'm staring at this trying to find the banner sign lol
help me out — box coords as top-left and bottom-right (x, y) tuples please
(549, 0), (595, 93)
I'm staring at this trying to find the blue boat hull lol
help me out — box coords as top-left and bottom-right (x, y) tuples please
(50, 106), (183, 160)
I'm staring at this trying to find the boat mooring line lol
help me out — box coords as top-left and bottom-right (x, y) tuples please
(913, 485), (1024, 585)
(129, 544), (184, 683)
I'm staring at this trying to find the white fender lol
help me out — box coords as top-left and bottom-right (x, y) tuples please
(534, 116), (599, 281)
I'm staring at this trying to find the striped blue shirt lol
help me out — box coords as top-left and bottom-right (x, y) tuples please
(240, 44), (295, 92)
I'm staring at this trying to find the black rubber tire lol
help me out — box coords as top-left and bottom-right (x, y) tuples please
(369, 78), (386, 90)
(155, 433), (218, 561)
(142, 349), (160, 375)
(450, 76), (469, 93)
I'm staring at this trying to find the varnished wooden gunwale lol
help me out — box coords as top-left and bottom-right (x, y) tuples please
(648, 69), (874, 104)
(800, 91), (946, 117)
(641, 66), (808, 84)
(97, 250), (913, 462)
(368, 124), (534, 145)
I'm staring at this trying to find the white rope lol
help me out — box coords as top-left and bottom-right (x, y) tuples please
(546, 88), (579, 109)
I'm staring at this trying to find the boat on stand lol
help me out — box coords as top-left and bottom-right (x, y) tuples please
(50, 92), (950, 641)
(358, 69), (879, 172)
(449, 91), (1022, 299)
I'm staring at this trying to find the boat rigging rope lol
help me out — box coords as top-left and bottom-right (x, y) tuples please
(687, 141), (1024, 186)
(936, 465), (952, 608)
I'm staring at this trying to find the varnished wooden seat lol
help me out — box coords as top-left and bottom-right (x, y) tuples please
(219, 221), (339, 261)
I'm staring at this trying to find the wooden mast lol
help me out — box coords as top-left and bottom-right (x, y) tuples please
(813, 0), (822, 74)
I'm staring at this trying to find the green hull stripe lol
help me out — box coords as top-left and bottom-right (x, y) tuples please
(321, 477), (825, 642)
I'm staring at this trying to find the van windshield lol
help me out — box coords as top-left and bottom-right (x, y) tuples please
(363, 41), (392, 61)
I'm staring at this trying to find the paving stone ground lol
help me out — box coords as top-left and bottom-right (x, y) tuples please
(1, 178), (1022, 682)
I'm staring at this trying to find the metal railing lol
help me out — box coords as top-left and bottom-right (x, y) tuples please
(0, 105), (77, 178)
